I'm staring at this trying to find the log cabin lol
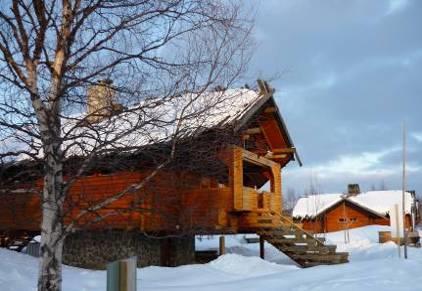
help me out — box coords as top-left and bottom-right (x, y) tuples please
(0, 80), (348, 268)
(292, 185), (418, 233)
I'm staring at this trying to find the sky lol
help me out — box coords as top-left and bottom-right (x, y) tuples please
(249, 0), (422, 195)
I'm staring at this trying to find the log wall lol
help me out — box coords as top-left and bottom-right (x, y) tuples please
(0, 146), (284, 234)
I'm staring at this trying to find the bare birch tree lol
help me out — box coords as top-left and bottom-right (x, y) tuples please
(0, 1), (253, 290)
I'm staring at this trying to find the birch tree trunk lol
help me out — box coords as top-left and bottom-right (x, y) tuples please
(38, 200), (64, 291)
(38, 125), (65, 291)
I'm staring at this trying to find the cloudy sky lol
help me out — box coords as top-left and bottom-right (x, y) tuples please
(249, 0), (422, 195)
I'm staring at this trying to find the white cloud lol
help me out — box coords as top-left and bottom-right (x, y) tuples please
(281, 72), (337, 96)
(283, 147), (422, 194)
(412, 132), (422, 143)
(385, 0), (409, 16)
(313, 149), (399, 177)
(289, 147), (421, 180)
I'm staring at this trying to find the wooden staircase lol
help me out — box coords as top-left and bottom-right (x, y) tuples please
(0, 231), (39, 252)
(257, 217), (348, 267)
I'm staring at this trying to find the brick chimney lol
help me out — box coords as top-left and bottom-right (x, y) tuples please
(347, 184), (360, 196)
(87, 79), (123, 122)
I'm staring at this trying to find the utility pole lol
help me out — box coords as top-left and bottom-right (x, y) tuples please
(402, 122), (408, 259)
(395, 204), (401, 258)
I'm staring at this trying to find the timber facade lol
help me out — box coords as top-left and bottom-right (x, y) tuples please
(0, 81), (348, 268)
(297, 200), (391, 233)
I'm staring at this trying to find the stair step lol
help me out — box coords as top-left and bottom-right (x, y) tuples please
(264, 237), (323, 246)
(260, 230), (316, 241)
(278, 244), (337, 254)
(291, 252), (348, 262)
(258, 217), (349, 268)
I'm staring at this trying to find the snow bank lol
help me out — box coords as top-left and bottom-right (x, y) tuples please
(0, 248), (105, 291)
(196, 234), (294, 265)
(209, 254), (295, 275)
(1, 225), (422, 290)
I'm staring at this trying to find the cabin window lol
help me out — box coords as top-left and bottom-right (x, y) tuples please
(338, 217), (357, 223)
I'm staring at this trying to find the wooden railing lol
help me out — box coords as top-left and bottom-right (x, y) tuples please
(242, 187), (273, 211)
(226, 146), (281, 214)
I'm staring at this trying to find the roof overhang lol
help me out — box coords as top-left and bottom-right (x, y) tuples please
(233, 80), (302, 167)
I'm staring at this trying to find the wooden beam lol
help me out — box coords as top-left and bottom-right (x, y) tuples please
(243, 127), (261, 135)
(264, 107), (277, 113)
(232, 147), (244, 211)
(272, 148), (295, 154)
(265, 149), (293, 159)
(257, 79), (271, 95)
(242, 149), (279, 168)
(267, 154), (287, 159)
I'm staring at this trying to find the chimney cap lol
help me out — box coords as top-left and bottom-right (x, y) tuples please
(347, 184), (360, 196)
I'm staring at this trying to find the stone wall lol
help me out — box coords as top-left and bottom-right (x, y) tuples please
(160, 235), (195, 266)
(63, 230), (194, 269)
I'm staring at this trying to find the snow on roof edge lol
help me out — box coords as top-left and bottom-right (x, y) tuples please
(292, 190), (415, 219)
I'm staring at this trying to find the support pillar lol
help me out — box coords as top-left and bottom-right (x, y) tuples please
(219, 236), (225, 255)
(259, 235), (265, 259)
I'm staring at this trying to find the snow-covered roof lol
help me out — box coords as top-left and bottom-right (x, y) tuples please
(349, 191), (413, 216)
(292, 194), (342, 218)
(292, 190), (414, 219)
(4, 88), (283, 160)
(61, 88), (264, 157)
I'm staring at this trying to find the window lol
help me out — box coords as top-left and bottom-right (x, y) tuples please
(339, 217), (357, 223)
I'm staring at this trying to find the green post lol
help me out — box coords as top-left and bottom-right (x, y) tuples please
(107, 257), (137, 291)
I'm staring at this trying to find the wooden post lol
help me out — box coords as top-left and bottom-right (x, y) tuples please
(219, 236), (225, 255)
(259, 236), (265, 259)
(107, 257), (137, 291)
(402, 122), (408, 259)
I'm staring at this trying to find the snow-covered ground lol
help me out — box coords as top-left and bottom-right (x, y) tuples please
(1, 225), (422, 290)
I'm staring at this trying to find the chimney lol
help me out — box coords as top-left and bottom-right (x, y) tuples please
(347, 184), (360, 196)
(87, 79), (122, 122)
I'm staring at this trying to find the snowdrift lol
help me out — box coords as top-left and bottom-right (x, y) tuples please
(1, 225), (422, 290)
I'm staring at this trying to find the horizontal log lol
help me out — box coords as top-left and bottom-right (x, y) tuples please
(264, 107), (277, 113)
(242, 127), (262, 135)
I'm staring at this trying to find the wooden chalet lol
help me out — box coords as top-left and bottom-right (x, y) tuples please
(0, 80), (348, 268)
(293, 186), (417, 233)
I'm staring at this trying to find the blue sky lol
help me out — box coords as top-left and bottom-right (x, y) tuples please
(249, 0), (422, 195)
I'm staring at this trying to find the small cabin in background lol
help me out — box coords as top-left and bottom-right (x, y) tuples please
(292, 185), (418, 233)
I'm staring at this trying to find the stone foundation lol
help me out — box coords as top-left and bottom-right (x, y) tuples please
(63, 230), (194, 269)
